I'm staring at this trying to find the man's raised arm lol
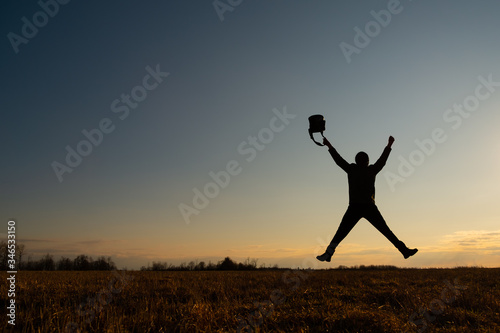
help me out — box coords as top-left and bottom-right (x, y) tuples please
(372, 136), (394, 174)
(323, 137), (350, 172)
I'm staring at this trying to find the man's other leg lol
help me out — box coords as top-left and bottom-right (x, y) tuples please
(365, 205), (417, 258)
(364, 205), (400, 247)
(317, 205), (362, 262)
(328, 205), (363, 252)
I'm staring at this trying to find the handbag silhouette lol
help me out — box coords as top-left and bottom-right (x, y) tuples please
(308, 114), (326, 146)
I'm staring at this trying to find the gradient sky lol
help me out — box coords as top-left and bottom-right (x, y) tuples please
(1, 1), (499, 269)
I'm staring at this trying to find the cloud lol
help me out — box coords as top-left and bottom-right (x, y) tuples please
(17, 237), (142, 258)
(439, 230), (500, 250)
(223, 244), (314, 257)
(19, 238), (58, 243)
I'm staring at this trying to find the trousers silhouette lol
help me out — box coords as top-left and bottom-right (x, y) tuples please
(329, 203), (400, 249)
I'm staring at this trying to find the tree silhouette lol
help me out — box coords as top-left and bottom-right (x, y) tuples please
(218, 257), (238, 270)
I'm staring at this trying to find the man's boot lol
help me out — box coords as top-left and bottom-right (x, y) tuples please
(316, 246), (335, 262)
(396, 241), (418, 259)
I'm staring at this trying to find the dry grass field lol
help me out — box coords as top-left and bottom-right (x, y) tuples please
(1, 268), (499, 332)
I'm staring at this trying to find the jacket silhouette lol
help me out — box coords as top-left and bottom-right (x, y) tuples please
(329, 146), (391, 204)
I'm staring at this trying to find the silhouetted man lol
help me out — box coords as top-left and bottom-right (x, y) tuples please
(316, 136), (418, 262)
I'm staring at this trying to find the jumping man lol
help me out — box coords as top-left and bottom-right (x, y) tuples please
(316, 136), (418, 262)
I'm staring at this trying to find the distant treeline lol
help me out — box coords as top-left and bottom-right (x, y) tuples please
(140, 257), (401, 271)
(140, 257), (261, 271)
(1, 242), (401, 271)
(335, 265), (399, 270)
(22, 254), (117, 271)
(0, 242), (116, 271)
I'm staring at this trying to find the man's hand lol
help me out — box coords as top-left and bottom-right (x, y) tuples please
(388, 136), (395, 148)
(323, 137), (334, 149)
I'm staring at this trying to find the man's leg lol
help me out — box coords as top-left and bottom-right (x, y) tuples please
(364, 205), (400, 247)
(328, 205), (363, 251)
(364, 205), (418, 259)
(317, 205), (362, 262)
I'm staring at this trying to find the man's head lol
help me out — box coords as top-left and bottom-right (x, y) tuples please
(355, 151), (369, 167)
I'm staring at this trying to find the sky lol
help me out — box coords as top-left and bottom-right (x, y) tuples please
(1, 0), (499, 269)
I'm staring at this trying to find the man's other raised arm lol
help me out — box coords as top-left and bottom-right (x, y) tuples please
(323, 137), (350, 172)
(372, 136), (394, 174)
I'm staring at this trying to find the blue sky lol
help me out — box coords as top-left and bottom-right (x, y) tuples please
(1, 1), (499, 269)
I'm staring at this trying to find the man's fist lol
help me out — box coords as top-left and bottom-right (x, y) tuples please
(388, 136), (395, 147)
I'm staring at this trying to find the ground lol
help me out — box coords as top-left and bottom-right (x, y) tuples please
(1, 268), (499, 332)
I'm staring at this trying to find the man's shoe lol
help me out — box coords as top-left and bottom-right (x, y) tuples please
(316, 251), (333, 262)
(396, 241), (418, 259)
(402, 248), (418, 259)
